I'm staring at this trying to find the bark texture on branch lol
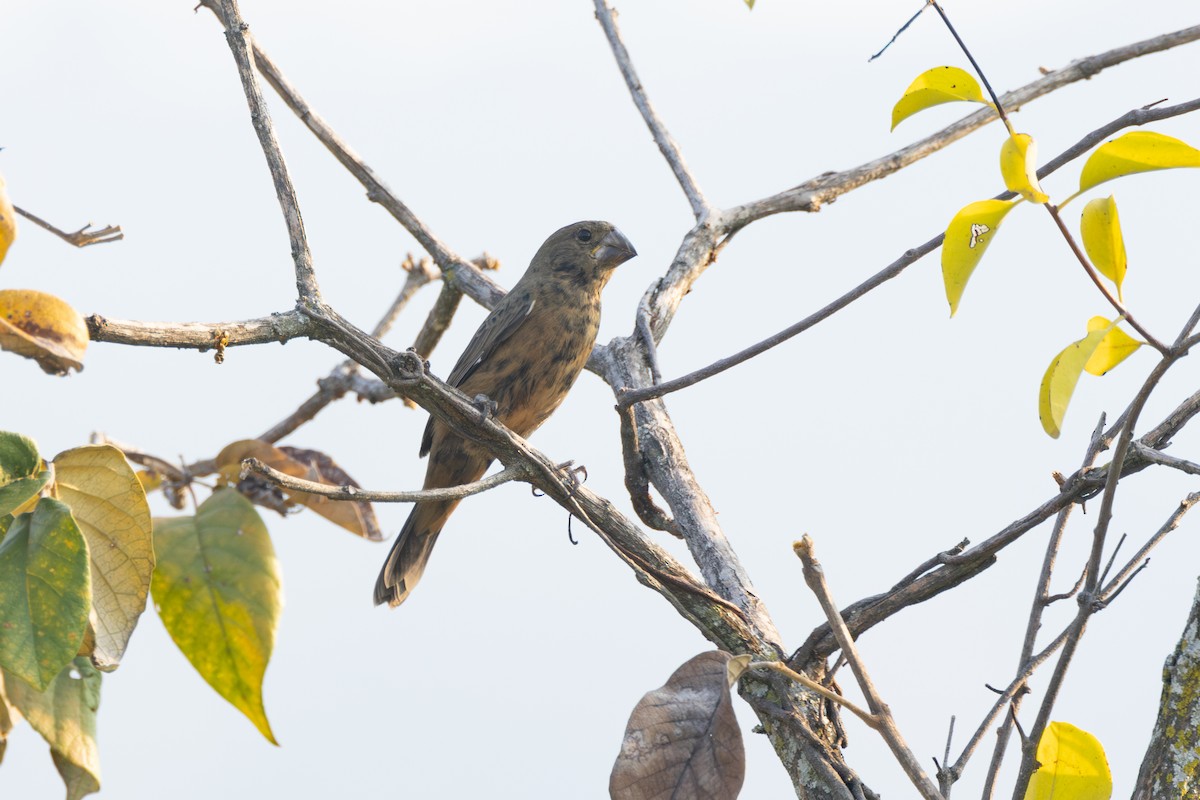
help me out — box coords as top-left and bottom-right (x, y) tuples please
(1133, 578), (1200, 800)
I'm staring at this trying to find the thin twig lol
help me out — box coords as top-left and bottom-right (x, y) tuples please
(890, 538), (971, 591)
(1012, 346), (1192, 797)
(196, 0), (504, 310)
(619, 235), (941, 407)
(1097, 533), (1127, 589)
(795, 536), (944, 800)
(1042, 568), (1087, 605)
(1044, 205), (1168, 352)
(869, 1), (931, 62)
(91, 433), (189, 482)
(950, 625), (1070, 789)
(976, 414), (1105, 798)
(13, 206), (123, 247)
(1128, 442), (1200, 477)
(214, 0), (319, 302)
(752, 661), (877, 729)
(939, 715), (955, 794)
(243, 457), (529, 502)
(412, 283), (465, 359)
(1100, 492), (1200, 603)
(373, 254), (440, 339)
(636, 290), (663, 384)
(592, 1), (711, 220)
(258, 258), (438, 442)
(929, 2), (1012, 132)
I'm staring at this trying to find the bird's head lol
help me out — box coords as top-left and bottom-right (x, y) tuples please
(530, 220), (637, 290)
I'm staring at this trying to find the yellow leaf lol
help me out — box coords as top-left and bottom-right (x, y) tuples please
(1079, 197), (1127, 301)
(1039, 320), (1117, 438)
(1001, 133), (1050, 204)
(135, 470), (163, 493)
(941, 199), (1018, 315)
(1083, 316), (1141, 376)
(1024, 721), (1112, 800)
(0, 175), (15, 267)
(1079, 131), (1200, 193)
(0, 289), (88, 375)
(891, 67), (987, 131)
(53, 445), (154, 671)
(152, 489), (281, 744)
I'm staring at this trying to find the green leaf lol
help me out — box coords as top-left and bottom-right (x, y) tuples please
(891, 66), (987, 130)
(1079, 131), (1200, 193)
(4, 658), (101, 800)
(1079, 196), (1127, 301)
(53, 445), (154, 671)
(0, 499), (91, 690)
(1083, 317), (1141, 376)
(0, 431), (40, 483)
(1024, 721), (1112, 800)
(152, 488), (281, 744)
(941, 199), (1019, 315)
(0, 472), (50, 517)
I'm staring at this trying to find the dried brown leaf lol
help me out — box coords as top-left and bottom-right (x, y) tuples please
(610, 651), (746, 800)
(0, 289), (87, 375)
(279, 446), (383, 541)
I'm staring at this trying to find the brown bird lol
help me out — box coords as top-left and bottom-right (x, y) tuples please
(374, 221), (637, 607)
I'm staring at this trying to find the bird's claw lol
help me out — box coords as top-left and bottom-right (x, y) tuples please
(529, 461), (588, 500)
(471, 393), (498, 424)
(557, 460), (588, 493)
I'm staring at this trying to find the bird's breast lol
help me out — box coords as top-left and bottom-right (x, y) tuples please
(459, 300), (600, 439)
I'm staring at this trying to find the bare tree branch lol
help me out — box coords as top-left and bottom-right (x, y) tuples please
(196, 0), (505, 310)
(1128, 442), (1200, 478)
(213, 0), (319, 302)
(592, 1), (711, 220)
(1010, 304), (1200, 797)
(86, 310), (309, 349)
(796, 536), (943, 800)
(724, 25), (1200, 227)
(619, 97), (1200, 408)
(976, 415), (1107, 798)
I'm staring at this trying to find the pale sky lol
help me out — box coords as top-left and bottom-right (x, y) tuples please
(3, 1), (1200, 797)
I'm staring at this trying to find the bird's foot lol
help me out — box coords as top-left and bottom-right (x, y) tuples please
(471, 393), (498, 424)
(556, 460), (588, 495)
(530, 461), (588, 500)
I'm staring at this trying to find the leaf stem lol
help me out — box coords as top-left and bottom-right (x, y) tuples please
(1043, 204), (1169, 353)
(930, 2), (1014, 135)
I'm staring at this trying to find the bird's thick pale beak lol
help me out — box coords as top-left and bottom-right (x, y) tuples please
(593, 227), (637, 269)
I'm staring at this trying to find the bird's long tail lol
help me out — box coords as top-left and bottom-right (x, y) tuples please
(373, 499), (458, 607)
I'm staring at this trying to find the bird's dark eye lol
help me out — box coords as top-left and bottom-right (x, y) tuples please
(576, 228), (593, 243)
